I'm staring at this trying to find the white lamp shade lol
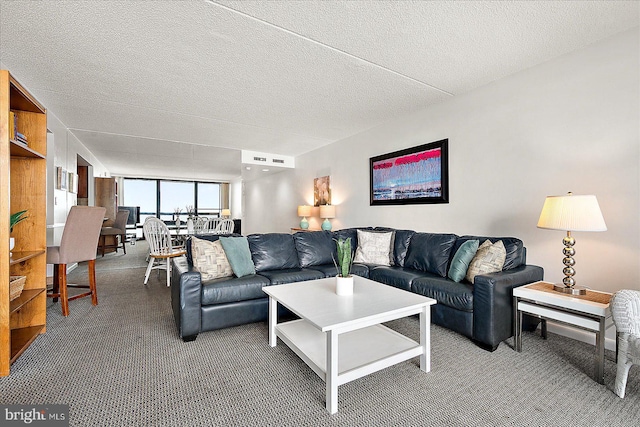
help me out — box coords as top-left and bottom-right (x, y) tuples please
(320, 204), (336, 219)
(537, 194), (607, 232)
(297, 205), (311, 217)
(221, 209), (231, 217)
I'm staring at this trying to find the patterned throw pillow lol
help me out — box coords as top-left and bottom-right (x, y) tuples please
(191, 237), (233, 281)
(465, 240), (506, 284)
(353, 229), (394, 266)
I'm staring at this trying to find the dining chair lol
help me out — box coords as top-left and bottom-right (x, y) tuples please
(611, 289), (640, 398)
(216, 218), (234, 234)
(99, 209), (129, 256)
(194, 217), (208, 233)
(46, 206), (107, 316)
(204, 218), (221, 234)
(143, 217), (186, 287)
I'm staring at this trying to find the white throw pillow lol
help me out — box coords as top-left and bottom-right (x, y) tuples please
(191, 237), (234, 280)
(353, 230), (394, 266)
(465, 240), (506, 284)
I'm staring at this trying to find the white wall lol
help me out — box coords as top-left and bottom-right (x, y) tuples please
(46, 111), (109, 247)
(244, 29), (640, 294)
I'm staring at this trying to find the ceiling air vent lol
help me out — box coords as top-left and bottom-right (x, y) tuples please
(253, 156), (267, 162)
(272, 158), (285, 164)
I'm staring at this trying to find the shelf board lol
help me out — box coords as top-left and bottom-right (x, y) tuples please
(10, 250), (46, 265)
(10, 325), (45, 364)
(9, 140), (45, 159)
(10, 288), (45, 314)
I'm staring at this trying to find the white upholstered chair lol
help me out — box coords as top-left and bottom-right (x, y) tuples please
(46, 206), (107, 316)
(142, 217), (186, 287)
(611, 289), (640, 398)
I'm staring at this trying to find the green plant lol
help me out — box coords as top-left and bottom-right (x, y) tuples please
(333, 237), (353, 278)
(10, 210), (28, 232)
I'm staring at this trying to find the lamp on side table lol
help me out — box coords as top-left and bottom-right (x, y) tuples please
(297, 205), (311, 229)
(537, 192), (607, 295)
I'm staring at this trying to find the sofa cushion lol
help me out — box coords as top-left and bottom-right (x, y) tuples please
(293, 231), (335, 267)
(201, 274), (271, 306)
(309, 263), (369, 279)
(219, 236), (256, 278)
(448, 239), (479, 283)
(412, 276), (474, 312)
(404, 232), (458, 277)
(465, 240), (506, 284)
(186, 233), (240, 265)
(353, 229), (394, 265)
(374, 227), (415, 267)
(191, 237), (234, 280)
(369, 266), (434, 292)
(454, 236), (524, 270)
(259, 268), (325, 285)
(247, 233), (300, 272)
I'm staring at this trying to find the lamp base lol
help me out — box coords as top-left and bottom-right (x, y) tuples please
(321, 218), (332, 231)
(553, 284), (587, 295)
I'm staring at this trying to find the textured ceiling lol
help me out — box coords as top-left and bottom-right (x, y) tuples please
(0, 1), (637, 181)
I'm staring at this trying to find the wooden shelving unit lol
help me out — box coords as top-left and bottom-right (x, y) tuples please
(1, 70), (47, 376)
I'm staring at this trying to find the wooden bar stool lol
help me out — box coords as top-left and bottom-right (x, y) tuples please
(47, 206), (106, 316)
(99, 210), (129, 256)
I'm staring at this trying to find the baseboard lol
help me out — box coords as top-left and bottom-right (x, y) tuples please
(543, 320), (616, 351)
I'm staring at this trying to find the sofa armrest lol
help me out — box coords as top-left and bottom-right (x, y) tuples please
(171, 256), (202, 340)
(472, 265), (544, 349)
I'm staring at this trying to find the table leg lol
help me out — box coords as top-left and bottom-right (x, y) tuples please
(513, 296), (522, 352)
(595, 316), (605, 384)
(268, 297), (277, 347)
(326, 330), (338, 414)
(419, 305), (430, 372)
(541, 319), (548, 340)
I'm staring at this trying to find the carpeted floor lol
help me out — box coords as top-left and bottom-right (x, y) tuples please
(1, 241), (638, 426)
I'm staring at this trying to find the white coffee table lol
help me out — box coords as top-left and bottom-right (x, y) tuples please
(263, 276), (437, 414)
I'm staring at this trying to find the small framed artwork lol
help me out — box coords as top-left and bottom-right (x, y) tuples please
(370, 139), (449, 205)
(314, 175), (331, 206)
(68, 172), (77, 194)
(60, 168), (68, 191)
(55, 166), (68, 191)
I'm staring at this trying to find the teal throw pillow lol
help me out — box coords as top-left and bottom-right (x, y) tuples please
(219, 236), (256, 278)
(448, 240), (479, 283)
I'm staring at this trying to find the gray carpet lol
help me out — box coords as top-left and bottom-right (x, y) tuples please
(1, 241), (639, 426)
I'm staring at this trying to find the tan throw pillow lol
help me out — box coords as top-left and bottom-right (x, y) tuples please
(353, 229), (394, 266)
(465, 240), (506, 284)
(191, 237), (233, 280)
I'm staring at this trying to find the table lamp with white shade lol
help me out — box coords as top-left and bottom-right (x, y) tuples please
(320, 204), (336, 231)
(297, 205), (311, 229)
(537, 192), (607, 295)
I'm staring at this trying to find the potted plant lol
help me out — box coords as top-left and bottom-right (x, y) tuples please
(333, 237), (354, 295)
(9, 209), (28, 253)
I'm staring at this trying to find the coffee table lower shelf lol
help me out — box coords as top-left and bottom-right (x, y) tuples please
(276, 319), (422, 385)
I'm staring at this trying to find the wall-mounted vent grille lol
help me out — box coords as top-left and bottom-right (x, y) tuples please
(253, 157), (267, 162)
(272, 158), (285, 164)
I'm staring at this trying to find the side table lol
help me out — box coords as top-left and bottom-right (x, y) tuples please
(513, 281), (613, 384)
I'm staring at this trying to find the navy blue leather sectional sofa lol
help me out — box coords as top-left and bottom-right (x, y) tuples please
(171, 228), (543, 351)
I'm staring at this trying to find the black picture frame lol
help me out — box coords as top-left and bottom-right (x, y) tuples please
(370, 139), (449, 206)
